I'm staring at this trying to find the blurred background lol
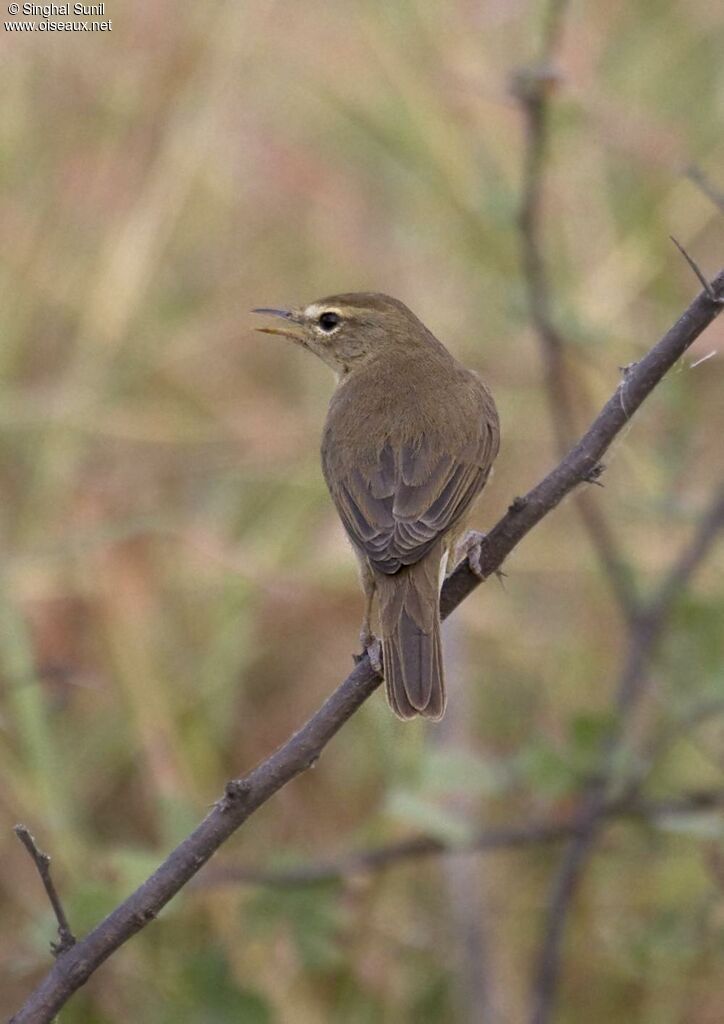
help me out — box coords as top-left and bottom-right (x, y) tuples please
(1, 1), (723, 1021)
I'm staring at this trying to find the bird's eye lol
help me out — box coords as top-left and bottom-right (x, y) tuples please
(318, 311), (341, 332)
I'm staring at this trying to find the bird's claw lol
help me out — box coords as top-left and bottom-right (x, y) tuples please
(458, 529), (488, 580)
(354, 633), (383, 676)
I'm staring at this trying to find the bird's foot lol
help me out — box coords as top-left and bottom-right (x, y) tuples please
(457, 529), (506, 585)
(457, 529), (488, 579)
(354, 630), (383, 676)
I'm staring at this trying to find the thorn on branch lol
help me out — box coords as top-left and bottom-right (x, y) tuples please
(218, 779), (252, 813)
(14, 825), (76, 957)
(689, 350), (717, 370)
(583, 463), (606, 486)
(509, 496), (528, 514)
(670, 236), (723, 306)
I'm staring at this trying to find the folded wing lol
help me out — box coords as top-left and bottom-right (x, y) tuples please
(327, 428), (497, 575)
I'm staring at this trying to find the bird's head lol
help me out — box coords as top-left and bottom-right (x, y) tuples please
(252, 292), (435, 376)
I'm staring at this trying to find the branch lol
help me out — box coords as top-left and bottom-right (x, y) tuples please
(13, 826), (76, 957)
(194, 789), (724, 888)
(531, 477), (724, 1024)
(441, 266), (723, 615)
(514, 4), (638, 620)
(10, 269), (724, 1024)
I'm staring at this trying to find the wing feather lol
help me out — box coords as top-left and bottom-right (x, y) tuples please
(328, 428), (496, 576)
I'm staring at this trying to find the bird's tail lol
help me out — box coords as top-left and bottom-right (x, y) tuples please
(378, 553), (446, 720)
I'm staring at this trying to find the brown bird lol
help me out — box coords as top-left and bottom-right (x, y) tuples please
(253, 293), (499, 720)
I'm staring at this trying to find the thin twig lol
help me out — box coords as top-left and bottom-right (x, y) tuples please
(530, 479), (724, 1024)
(14, 826), (76, 957)
(194, 789), (724, 888)
(10, 267), (724, 1024)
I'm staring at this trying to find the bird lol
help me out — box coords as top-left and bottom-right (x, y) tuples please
(253, 293), (499, 720)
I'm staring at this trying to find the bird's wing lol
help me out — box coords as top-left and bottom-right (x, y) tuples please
(327, 428), (497, 575)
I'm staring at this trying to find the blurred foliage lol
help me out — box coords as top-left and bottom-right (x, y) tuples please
(1, 1), (723, 1021)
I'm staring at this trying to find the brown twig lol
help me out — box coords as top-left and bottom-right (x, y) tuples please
(10, 268), (724, 1024)
(194, 789), (724, 888)
(13, 826), (76, 957)
(530, 480), (724, 1024)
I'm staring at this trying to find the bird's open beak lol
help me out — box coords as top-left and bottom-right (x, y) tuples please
(251, 307), (305, 343)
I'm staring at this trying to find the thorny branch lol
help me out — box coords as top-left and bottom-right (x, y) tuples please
(10, 265), (724, 1024)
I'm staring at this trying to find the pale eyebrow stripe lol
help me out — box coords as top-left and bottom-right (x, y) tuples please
(304, 304), (344, 320)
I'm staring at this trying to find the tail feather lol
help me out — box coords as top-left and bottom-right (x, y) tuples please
(380, 569), (446, 720)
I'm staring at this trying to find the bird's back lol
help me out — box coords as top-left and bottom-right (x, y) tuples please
(322, 344), (496, 488)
